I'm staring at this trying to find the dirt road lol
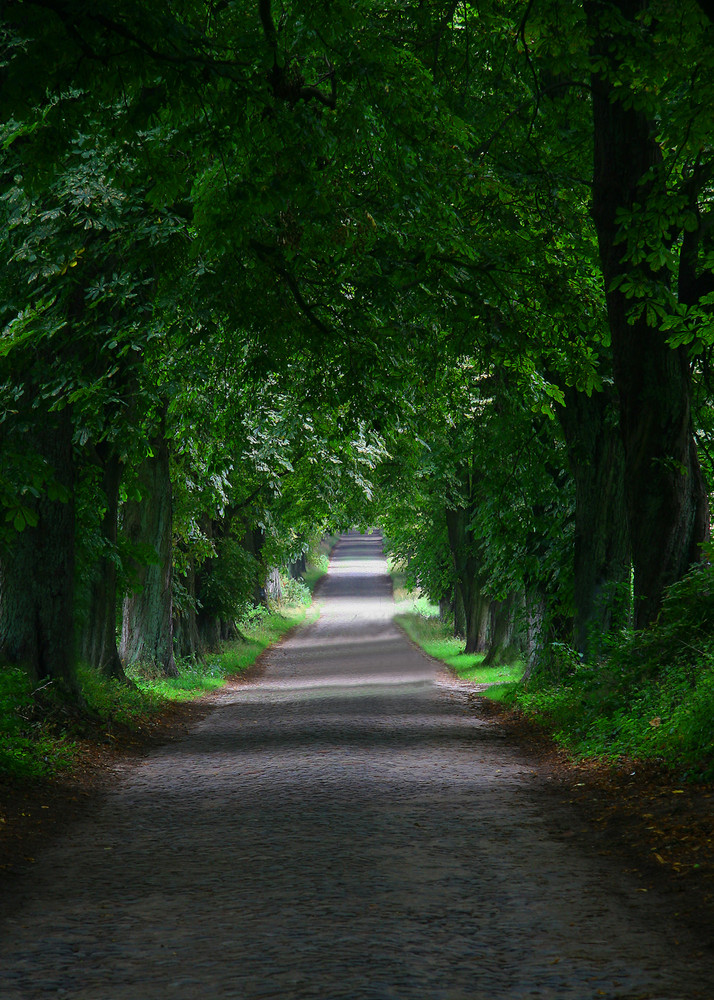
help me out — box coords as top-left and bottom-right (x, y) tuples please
(0, 533), (711, 999)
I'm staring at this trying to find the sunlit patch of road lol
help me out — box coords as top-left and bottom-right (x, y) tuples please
(0, 531), (710, 1000)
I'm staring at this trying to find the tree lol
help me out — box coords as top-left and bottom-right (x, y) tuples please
(584, 0), (711, 626)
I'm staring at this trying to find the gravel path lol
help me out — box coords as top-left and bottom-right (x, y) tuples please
(0, 532), (712, 999)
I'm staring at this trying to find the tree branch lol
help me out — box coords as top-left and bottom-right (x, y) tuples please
(249, 239), (334, 337)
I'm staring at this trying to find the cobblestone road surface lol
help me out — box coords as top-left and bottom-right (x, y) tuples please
(1, 533), (712, 999)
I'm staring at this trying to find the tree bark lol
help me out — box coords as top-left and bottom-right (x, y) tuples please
(522, 590), (547, 682)
(453, 583), (466, 639)
(464, 586), (489, 655)
(438, 594), (453, 625)
(483, 593), (519, 666)
(265, 565), (282, 602)
(79, 447), (126, 679)
(558, 385), (631, 652)
(120, 432), (177, 676)
(288, 549), (307, 579)
(445, 506), (489, 654)
(0, 406), (77, 688)
(242, 524), (267, 605)
(173, 557), (204, 661)
(588, 0), (710, 627)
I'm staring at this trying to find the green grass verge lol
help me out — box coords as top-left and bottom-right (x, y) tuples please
(126, 602), (317, 704)
(1, 565), (326, 783)
(389, 564), (524, 700)
(509, 563), (714, 780)
(0, 667), (78, 780)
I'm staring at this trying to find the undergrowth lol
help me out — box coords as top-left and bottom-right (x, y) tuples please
(390, 563), (524, 701)
(391, 558), (714, 781)
(516, 562), (714, 781)
(0, 558), (328, 783)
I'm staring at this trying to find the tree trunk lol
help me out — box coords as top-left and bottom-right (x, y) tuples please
(453, 583), (466, 639)
(558, 385), (631, 653)
(193, 515), (246, 652)
(483, 593), (518, 667)
(588, 0), (710, 628)
(288, 551), (307, 579)
(0, 407), (76, 688)
(265, 565), (282, 602)
(242, 524), (267, 605)
(79, 448), (126, 679)
(120, 432), (177, 676)
(196, 612), (222, 653)
(522, 590), (547, 682)
(173, 557), (204, 661)
(438, 594), (453, 625)
(463, 585), (489, 655)
(445, 506), (489, 655)
(220, 618), (240, 641)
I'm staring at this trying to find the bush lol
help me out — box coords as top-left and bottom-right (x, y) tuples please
(0, 666), (76, 779)
(279, 574), (312, 607)
(515, 562), (714, 780)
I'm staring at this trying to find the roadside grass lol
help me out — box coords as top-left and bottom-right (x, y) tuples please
(511, 564), (714, 781)
(0, 558), (329, 783)
(389, 562), (524, 700)
(0, 667), (77, 780)
(126, 601), (318, 705)
(516, 642), (714, 781)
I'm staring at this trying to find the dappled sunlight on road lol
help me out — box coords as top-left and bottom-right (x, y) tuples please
(1, 531), (711, 1000)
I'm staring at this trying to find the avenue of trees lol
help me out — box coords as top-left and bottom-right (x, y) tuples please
(2, 0), (714, 693)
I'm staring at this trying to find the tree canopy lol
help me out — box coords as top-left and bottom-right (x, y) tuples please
(2, 0), (713, 688)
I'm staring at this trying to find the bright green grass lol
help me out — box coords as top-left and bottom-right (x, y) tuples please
(389, 565), (525, 701)
(303, 561), (328, 595)
(127, 602), (318, 702)
(0, 567), (325, 783)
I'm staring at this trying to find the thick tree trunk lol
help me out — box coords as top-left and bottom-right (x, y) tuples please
(242, 524), (267, 606)
(463, 586), (489, 655)
(453, 583), (466, 639)
(193, 516), (245, 652)
(588, 0), (709, 628)
(196, 612), (222, 653)
(193, 516), (223, 654)
(79, 448), (125, 679)
(522, 590), (547, 682)
(265, 566), (282, 602)
(288, 551), (307, 579)
(445, 506), (489, 655)
(120, 433), (177, 676)
(438, 595), (453, 625)
(173, 558), (204, 661)
(0, 407), (76, 688)
(558, 386), (631, 653)
(483, 593), (519, 667)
